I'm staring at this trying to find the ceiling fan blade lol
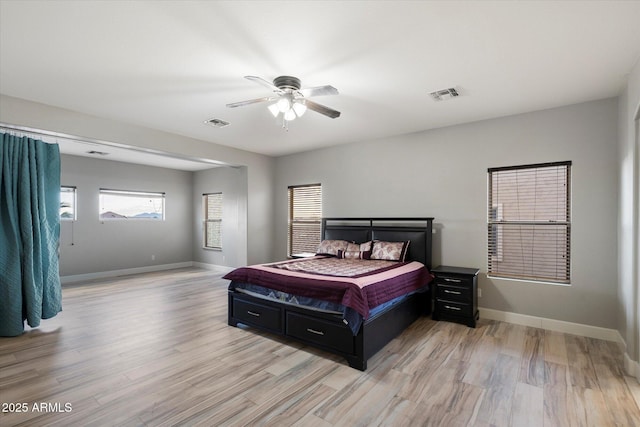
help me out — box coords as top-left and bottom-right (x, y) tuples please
(299, 85), (339, 98)
(244, 75), (282, 93)
(226, 96), (276, 108)
(305, 100), (341, 119)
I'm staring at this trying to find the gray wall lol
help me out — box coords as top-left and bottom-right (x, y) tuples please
(274, 98), (619, 330)
(617, 58), (640, 366)
(193, 165), (248, 268)
(59, 154), (193, 276)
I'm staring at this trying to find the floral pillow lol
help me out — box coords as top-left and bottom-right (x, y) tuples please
(359, 241), (373, 252)
(370, 240), (410, 262)
(316, 240), (352, 256)
(346, 242), (361, 252)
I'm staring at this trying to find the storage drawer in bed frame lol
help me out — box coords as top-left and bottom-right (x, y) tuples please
(286, 312), (355, 354)
(232, 298), (283, 333)
(228, 289), (429, 370)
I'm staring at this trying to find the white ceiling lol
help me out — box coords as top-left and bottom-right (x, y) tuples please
(1, 1), (640, 165)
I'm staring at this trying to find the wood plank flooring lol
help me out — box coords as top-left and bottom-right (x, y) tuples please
(1, 268), (639, 426)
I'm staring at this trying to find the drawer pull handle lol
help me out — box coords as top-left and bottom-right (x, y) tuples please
(444, 305), (462, 311)
(307, 328), (325, 336)
(444, 290), (461, 295)
(444, 278), (462, 283)
(247, 310), (260, 317)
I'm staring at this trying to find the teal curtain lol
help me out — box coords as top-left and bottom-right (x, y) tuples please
(0, 132), (62, 336)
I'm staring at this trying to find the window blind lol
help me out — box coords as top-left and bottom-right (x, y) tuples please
(288, 184), (322, 256)
(487, 161), (571, 284)
(99, 188), (165, 220)
(60, 186), (77, 220)
(204, 192), (222, 249)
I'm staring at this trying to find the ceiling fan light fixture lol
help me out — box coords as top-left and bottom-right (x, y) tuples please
(276, 97), (291, 113)
(283, 109), (297, 121)
(292, 101), (307, 117)
(227, 75), (341, 128)
(267, 103), (280, 117)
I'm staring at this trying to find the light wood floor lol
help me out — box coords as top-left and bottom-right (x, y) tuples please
(1, 268), (639, 426)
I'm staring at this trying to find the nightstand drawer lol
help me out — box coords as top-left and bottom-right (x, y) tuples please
(435, 284), (472, 302)
(435, 299), (473, 318)
(434, 275), (473, 288)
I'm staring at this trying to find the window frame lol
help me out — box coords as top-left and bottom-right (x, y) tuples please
(288, 183), (322, 257)
(98, 188), (165, 221)
(203, 192), (223, 250)
(487, 161), (572, 284)
(60, 186), (77, 221)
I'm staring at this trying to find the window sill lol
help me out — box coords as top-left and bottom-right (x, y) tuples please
(487, 275), (571, 287)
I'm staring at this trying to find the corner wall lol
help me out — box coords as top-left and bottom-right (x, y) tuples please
(618, 56), (640, 376)
(192, 165), (248, 268)
(59, 154), (193, 276)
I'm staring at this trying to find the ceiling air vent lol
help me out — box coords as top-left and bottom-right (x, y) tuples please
(204, 118), (230, 128)
(429, 87), (459, 101)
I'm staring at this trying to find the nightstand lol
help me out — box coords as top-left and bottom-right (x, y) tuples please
(431, 265), (480, 328)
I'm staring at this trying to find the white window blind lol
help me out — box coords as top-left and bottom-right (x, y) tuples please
(487, 161), (571, 284)
(60, 186), (77, 220)
(99, 189), (165, 220)
(204, 193), (222, 249)
(288, 184), (322, 256)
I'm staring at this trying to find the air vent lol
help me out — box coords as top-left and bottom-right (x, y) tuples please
(204, 118), (230, 128)
(429, 87), (459, 101)
(87, 150), (109, 156)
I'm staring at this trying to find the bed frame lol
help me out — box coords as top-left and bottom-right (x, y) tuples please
(227, 217), (434, 370)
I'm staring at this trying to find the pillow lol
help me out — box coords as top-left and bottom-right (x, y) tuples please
(337, 250), (372, 260)
(359, 241), (373, 252)
(316, 240), (352, 256)
(345, 242), (361, 252)
(370, 240), (410, 262)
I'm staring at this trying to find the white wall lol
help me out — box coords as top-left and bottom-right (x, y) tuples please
(59, 154), (193, 276)
(618, 57), (640, 372)
(274, 98), (619, 330)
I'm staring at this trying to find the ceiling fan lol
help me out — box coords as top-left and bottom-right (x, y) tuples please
(226, 75), (341, 128)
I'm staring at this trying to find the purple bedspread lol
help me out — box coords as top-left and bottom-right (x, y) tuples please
(223, 257), (432, 319)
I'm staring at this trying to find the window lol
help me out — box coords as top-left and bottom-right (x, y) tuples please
(99, 189), (165, 220)
(487, 161), (571, 284)
(60, 186), (76, 220)
(288, 184), (322, 257)
(203, 193), (222, 249)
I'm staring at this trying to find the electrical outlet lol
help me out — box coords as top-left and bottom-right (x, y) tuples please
(151, 255), (155, 261)
(478, 288), (482, 298)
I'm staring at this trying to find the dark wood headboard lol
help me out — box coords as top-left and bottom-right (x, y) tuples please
(321, 218), (434, 269)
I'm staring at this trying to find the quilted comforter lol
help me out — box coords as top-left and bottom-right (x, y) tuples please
(223, 256), (432, 319)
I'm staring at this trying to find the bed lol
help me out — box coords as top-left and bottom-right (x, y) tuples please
(225, 217), (434, 370)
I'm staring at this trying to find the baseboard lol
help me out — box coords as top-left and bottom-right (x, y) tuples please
(479, 306), (640, 378)
(624, 351), (640, 379)
(60, 262), (194, 284)
(192, 262), (235, 274)
(479, 307), (620, 342)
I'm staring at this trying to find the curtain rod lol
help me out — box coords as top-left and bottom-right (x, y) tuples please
(0, 122), (231, 168)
